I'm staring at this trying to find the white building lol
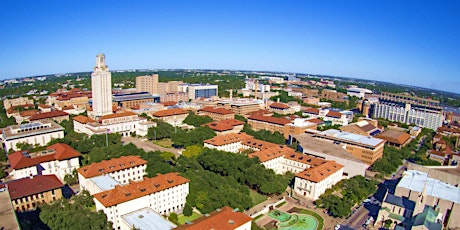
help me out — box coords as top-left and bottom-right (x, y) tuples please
(93, 172), (189, 230)
(7, 143), (81, 182)
(1, 121), (64, 152)
(346, 87), (373, 98)
(77, 155), (147, 195)
(294, 161), (344, 200)
(73, 111), (154, 137)
(203, 133), (253, 153)
(372, 92), (444, 130)
(248, 146), (344, 200)
(244, 78), (270, 92)
(91, 54), (113, 118)
(302, 108), (353, 126)
(374, 102), (443, 130)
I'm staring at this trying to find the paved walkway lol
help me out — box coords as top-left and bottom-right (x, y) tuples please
(243, 193), (284, 217)
(122, 136), (182, 156)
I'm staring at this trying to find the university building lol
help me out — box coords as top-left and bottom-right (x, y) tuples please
(217, 100), (262, 115)
(8, 143), (80, 182)
(93, 172), (189, 230)
(179, 84), (218, 100)
(136, 74), (159, 94)
(1, 121), (64, 153)
(6, 175), (63, 211)
(204, 119), (245, 136)
(205, 133), (344, 200)
(372, 92), (444, 130)
(311, 129), (386, 165)
(152, 108), (189, 126)
(77, 156), (147, 195)
(377, 170), (460, 229)
(73, 111), (154, 137)
(198, 106), (235, 121)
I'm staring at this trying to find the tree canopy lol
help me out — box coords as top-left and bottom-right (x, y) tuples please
(39, 191), (112, 230)
(183, 112), (213, 127)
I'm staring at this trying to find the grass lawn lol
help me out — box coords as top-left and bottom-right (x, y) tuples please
(275, 201), (286, 208)
(177, 212), (202, 225)
(153, 138), (173, 148)
(250, 190), (268, 206)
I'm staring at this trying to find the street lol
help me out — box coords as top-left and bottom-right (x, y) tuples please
(342, 205), (370, 229)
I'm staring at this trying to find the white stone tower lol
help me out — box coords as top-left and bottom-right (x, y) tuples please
(91, 54), (113, 118)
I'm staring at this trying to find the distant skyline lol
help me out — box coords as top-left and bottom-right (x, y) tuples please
(0, 1), (459, 93)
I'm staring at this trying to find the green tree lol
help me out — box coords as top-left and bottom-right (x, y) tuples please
(64, 169), (78, 185)
(168, 213), (179, 225)
(182, 145), (203, 158)
(183, 203), (193, 216)
(234, 114), (247, 123)
(39, 192), (113, 230)
(16, 142), (34, 151)
(171, 126), (216, 147)
(147, 120), (174, 140)
(0, 166), (6, 179)
(183, 112), (213, 127)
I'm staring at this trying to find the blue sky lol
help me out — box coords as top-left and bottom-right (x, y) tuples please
(0, 0), (459, 93)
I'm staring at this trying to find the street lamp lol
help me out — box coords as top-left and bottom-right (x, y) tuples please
(154, 130), (156, 142)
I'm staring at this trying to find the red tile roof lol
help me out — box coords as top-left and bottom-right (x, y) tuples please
(174, 206), (252, 230)
(38, 104), (51, 108)
(73, 115), (95, 124)
(29, 110), (69, 121)
(248, 115), (291, 126)
(19, 110), (38, 117)
(162, 101), (178, 106)
(153, 108), (188, 117)
(93, 172), (189, 207)
(8, 143), (81, 170)
(204, 133), (253, 146)
(283, 151), (328, 166)
(62, 105), (75, 110)
(241, 138), (278, 150)
(375, 130), (411, 145)
(100, 111), (137, 120)
(437, 126), (460, 134)
(306, 118), (324, 124)
(204, 119), (244, 132)
(303, 108), (319, 115)
(249, 146), (291, 162)
(77, 156), (147, 179)
(269, 102), (290, 109)
(248, 109), (272, 117)
(7, 175), (63, 200)
(326, 111), (342, 118)
(295, 161), (343, 183)
(199, 106), (234, 115)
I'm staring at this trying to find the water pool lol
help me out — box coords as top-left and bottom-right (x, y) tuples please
(268, 210), (319, 230)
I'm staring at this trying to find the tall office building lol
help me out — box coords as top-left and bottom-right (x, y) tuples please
(373, 92), (443, 130)
(136, 74), (158, 94)
(91, 54), (112, 118)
